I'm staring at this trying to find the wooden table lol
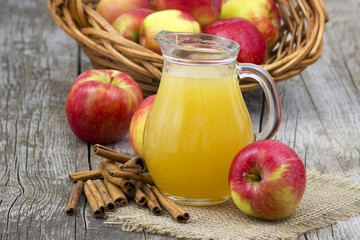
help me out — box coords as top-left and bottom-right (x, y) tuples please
(1, 0), (359, 239)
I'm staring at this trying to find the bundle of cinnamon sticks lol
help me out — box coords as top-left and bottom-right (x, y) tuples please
(65, 144), (189, 223)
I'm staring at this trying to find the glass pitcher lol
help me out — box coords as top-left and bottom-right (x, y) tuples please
(143, 31), (281, 205)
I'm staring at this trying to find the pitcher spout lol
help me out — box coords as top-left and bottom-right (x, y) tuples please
(154, 30), (173, 44)
(153, 30), (240, 65)
(154, 30), (177, 55)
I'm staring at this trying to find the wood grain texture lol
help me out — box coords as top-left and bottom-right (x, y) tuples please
(0, 0), (86, 239)
(273, 0), (360, 238)
(0, 0), (359, 239)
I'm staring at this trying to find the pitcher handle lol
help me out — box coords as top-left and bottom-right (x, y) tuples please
(236, 63), (282, 140)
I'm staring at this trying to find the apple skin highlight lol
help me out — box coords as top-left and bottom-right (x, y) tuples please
(139, 10), (201, 54)
(154, 0), (222, 27)
(129, 94), (156, 157)
(96, 0), (154, 24)
(66, 70), (143, 144)
(112, 8), (154, 42)
(204, 17), (267, 64)
(229, 140), (306, 220)
(220, 0), (281, 50)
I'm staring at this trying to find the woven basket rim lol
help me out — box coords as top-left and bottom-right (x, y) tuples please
(47, 0), (329, 96)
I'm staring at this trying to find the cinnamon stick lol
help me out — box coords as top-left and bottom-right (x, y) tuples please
(104, 178), (128, 207)
(98, 158), (120, 179)
(98, 158), (135, 197)
(120, 156), (147, 173)
(110, 177), (135, 197)
(65, 180), (84, 216)
(136, 181), (162, 216)
(109, 170), (155, 185)
(93, 179), (116, 212)
(134, 184), (148, 206)
(86, 180), (106, 214)
(150, 186), (190, 223)
(92, 144), (132, 163)
(69, 170), (102, 182)
(84, 183), (104, 218)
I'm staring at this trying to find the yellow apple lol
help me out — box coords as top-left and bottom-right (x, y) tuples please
(139, 10), (201, 54)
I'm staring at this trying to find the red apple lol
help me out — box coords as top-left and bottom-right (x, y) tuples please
(129, 94), (156, 157)
(229, 140), (306, 220)
(112, 8), (154, 42)
(65, 69), (143, 144)
(96, 0), (154, 24)
(220, 0), (281, 51)
(154, 0), (222, 27)
(139, 10), (201, 54)
(203, 17), (267, 64)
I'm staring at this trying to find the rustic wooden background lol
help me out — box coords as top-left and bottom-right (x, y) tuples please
(1, 0), (359, 239)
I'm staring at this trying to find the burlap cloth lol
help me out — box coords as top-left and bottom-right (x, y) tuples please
(105, 172), (360, 239)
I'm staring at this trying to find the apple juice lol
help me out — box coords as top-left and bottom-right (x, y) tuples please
(143, 63), (254, 204)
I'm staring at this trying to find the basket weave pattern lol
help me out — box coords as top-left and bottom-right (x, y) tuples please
(48, 0), (328, 96)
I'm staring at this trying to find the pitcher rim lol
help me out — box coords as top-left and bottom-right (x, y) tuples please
(154, 30), (240, 64)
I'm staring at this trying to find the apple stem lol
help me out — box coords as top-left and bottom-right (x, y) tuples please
(109, 76), (115, 84)
(243, 172), (261, 181)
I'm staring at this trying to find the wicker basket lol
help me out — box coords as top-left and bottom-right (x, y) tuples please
(48, 0), (328, 96)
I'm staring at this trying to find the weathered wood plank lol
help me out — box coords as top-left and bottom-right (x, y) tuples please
(302, 0), (360, 238)
(270, 0), (360, 239)
(0, 0), (86, 239)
